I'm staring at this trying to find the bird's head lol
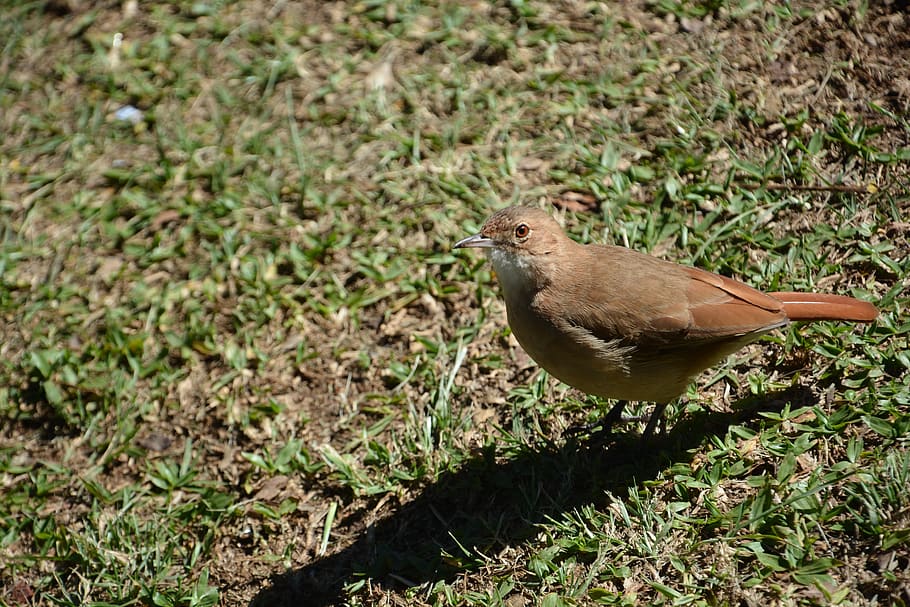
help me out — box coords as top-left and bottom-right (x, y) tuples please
(454, 206), (568, 292)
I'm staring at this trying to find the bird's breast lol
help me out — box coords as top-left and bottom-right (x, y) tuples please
(503, 295), (682, 401)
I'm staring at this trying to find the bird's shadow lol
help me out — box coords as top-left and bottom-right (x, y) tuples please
(249, 388), (809, 606)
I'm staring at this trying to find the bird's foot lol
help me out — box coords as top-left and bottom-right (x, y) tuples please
(563, 419), (602, 439)
(564, 400), (634, 442)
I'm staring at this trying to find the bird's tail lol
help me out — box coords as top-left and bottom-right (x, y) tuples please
(770, 292), (878, 322)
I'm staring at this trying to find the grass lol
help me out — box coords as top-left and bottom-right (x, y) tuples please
(1, 0), (908, 605)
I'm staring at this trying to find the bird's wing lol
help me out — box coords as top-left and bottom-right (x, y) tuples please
(545, 246), (788, 346)
(680, 266), (787, 338)
(561, 264), (787, 345)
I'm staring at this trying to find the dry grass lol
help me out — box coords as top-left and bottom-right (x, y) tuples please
(1, 1), (908, 606)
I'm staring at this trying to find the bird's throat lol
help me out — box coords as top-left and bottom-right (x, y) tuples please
(489, 248), (542, 298)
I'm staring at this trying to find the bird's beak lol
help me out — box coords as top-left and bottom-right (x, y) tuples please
(453, 233), (495, 249)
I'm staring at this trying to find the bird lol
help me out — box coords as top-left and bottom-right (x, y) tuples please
(454, 205), (878, 437)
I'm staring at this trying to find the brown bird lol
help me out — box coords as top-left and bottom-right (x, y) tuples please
(454, 206), (878, 437)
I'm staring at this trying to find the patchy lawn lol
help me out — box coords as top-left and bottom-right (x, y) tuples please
(1, 1), (908, 605)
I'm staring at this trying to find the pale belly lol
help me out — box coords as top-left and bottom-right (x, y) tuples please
(505, 305), (693, 403)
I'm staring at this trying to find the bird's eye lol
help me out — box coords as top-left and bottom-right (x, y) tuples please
(514, 223), (530, 239)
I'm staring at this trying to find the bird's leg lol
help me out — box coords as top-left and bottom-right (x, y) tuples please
(641, 401), (670, 438)
(564, 400), (629, 438)
(604, 399), (630, 425)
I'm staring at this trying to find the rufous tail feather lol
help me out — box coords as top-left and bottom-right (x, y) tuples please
(770, 292), (878, 322)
